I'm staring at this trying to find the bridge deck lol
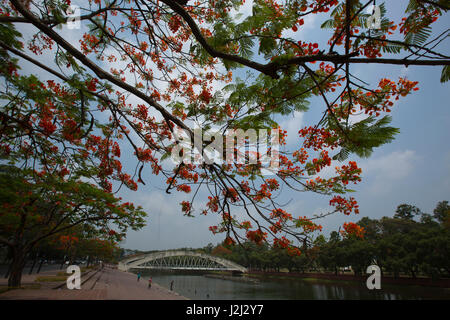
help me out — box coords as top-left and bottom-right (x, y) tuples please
(119, 250), (247, 273)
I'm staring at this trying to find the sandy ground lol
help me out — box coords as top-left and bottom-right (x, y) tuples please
(0, 266), (187, 300)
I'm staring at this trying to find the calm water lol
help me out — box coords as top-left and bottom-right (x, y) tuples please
(137, 271), (450, 300)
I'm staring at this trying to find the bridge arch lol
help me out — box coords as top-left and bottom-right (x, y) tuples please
(118, 250), (247, 273)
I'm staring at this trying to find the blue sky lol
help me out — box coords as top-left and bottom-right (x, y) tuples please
(120, 1), (450, 251)
(7, 1), (449, 251)
(121, 63), (450, 251)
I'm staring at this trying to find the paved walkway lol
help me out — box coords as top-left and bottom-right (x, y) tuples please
(0, 266), (187, 300)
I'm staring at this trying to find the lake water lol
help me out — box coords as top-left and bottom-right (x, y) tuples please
(137, 271), (450, 300)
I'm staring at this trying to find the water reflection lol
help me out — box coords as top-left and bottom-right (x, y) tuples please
(136, 270), (449, 300)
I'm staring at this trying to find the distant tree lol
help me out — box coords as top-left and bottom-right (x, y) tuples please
(211, 244), (232, 257)
(419, 212), (439, 226)
(203, 243), (214, 254)
(394, 204), (422, 220)
(379, 215), (417, 235)
(357, 217), (381, 242)
(433, 201), (450, 225)
(340, 238), (373, 276)
(316, 232), (344, 274)
(313, 235), (327, 247)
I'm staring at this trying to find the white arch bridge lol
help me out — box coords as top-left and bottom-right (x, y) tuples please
(118, 250), (247, 273)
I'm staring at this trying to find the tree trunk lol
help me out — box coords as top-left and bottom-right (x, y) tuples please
(28, 252), (39, 274)
(60, 254), (67, 270)
(8, 248), (27, 288)
(36, 258), (44, 274)
(3, 260), (12, 278)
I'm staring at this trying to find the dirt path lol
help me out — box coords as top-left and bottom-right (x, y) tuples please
(0, 266), (187, 300)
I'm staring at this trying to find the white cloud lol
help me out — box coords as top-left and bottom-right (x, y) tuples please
(230, 0), (254, 24)
(122, 189), (220, 250)
(360, 150), (418, 194)
(281, 111), (304, 147)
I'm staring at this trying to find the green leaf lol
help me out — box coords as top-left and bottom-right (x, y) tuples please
(440, 65), (450, 83)
(330, 116), (400, 159)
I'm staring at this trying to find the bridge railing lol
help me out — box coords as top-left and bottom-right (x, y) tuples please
(118, 250), (247, 273)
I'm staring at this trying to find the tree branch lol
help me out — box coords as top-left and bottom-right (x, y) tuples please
(9, 0), (191, 136)
(159, 0), (449, 78)
(0, 1), (117, 24)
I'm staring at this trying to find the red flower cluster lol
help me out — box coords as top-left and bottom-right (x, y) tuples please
(270, 208), (292, 221)
(341, 222), (365, 239)
(207, 196), (219, 213)
(177, 184), (191, 193)
(253, 183), (273, 202)
(168, 15), (182, 33)
(181, 201), (192, 215)
(273, 236), (290, 248)
(311, 150), (332, 173)
(299, 127), (338, 151)
(329, 195), (359, 215)
(246, 229), (267, 245)
(335, 161), (362, 185)
(86, 78), (99, 92)
(223, 188), (239, 202)
(240, 221), (252, 230)
(296, 216), (323, 233)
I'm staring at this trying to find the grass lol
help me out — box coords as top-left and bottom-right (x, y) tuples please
(34, 275), (68, 282)
(22, 283), (41, 289)
(33, 265), (94, 283)
(296, 276), (359, 286)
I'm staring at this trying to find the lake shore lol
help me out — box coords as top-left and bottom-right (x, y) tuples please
(244, 270), (450, 288)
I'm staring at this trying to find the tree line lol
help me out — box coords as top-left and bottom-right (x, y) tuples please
(205, 201), (450, 280)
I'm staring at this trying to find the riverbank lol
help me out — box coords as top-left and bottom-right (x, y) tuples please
(0, 265), (188, 300)
(204, 273), (260, 283)
(245, 270), (450, 288)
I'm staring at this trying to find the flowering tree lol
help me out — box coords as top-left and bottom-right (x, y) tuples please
(0, 0), (449, 273)
(0, 166), (146, 287)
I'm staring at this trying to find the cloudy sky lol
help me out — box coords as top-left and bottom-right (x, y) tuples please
(121, 1), (450, 251)
(9, 1), (449, 251)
